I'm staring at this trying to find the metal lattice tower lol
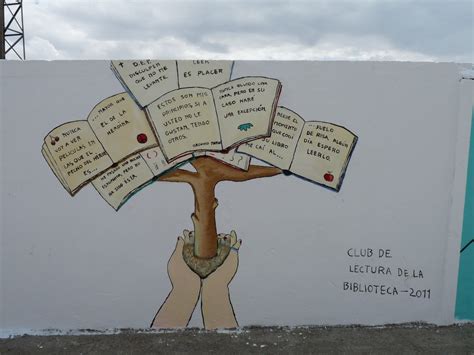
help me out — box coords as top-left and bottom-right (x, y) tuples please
(1, 0), (25, 59)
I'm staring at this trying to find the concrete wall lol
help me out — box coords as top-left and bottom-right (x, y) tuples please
(0, 61), (472, 335)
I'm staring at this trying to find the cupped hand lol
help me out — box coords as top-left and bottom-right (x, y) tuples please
(151, 230), (201, 329)
(167, 229), (201, 290)
(206, 230), (242, 286)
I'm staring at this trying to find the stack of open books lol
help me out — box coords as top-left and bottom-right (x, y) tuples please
(42, 60), (357, 209)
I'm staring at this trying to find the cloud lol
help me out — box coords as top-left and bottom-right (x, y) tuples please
(24, 0), (472, 62)
(26, 36), (64, 59)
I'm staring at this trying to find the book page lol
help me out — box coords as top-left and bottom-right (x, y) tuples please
(92, 154), (155, 210)
(140, 146), (192, 176)
(87, 93), (158, 162)
(146, 87), (222, 161)
(206, 149), (250, 171)
(44, 121), (113, 194)
(238, 106), (304, 170)
(212, 76), (281, 149)
(111, 60), (179, 107)
(290, 122), (357, 191)
(177, 60), (233, 88)
(42, 144), (69, 192)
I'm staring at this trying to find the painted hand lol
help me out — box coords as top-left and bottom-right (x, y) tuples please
(167, 230), (201, 289)
(207, 230), (242, 285)
(201, 230), (242, 330)
(151, 230), (201, 329)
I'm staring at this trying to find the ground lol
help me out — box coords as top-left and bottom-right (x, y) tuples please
(1, 324), (473, 354)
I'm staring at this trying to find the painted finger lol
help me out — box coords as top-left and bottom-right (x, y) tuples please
(217, 233), (227, 245)
(183, 229), (191, 243)
(231, 239), (242, 252)
(175, 236), (185, 252)
(188, 230), (195, 244)
(224, 233), (234, 247)
(229, 230), (237, 246)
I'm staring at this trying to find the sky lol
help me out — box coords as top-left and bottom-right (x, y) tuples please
(18, 0), (474, 62)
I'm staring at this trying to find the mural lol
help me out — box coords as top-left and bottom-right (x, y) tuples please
(3, 60), (472, 335)
(41, 60), (357, 329)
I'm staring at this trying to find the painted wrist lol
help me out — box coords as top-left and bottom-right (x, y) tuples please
(171, 282), (201, 302)
(201, 280), (228, 297)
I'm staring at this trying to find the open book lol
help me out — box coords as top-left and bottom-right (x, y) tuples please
(94, 143), (255, 210)
(42, 93), (158, 195)
(110, 60), (234, 108)
(146, 76), (282, 161)
(43, 60), (358, 210)
(238, 107), (358, 191)
(92, 146), (192, 210)
(42, 90), (255, 201)
(195, 149), (251, 171)
(92, 146), (251, 210)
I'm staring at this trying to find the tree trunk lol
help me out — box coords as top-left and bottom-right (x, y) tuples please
(191, 180), (218, 259)
(158, 157), (282, 260)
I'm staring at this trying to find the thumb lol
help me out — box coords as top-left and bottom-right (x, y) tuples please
(168, 236), (185, 270)
(174, 236), (185, 253)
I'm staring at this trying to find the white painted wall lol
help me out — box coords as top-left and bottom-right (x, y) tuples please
(0, 61), (471, 335)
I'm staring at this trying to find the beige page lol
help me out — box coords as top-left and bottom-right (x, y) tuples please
(87, 93), (158, 162)
(140, 146), (192, 176)
(238, 106), (304, 170)
(42, 144), (69, 192)
(146, 87), (222, 161)
(212, 77), (281, 149)
(111, 60), (179, 107)
(44, 121), (113, 194)
(92, 154), (155, 210)
(205, 149), (250, 171)
(290, 122), (357, 191)
(177, 60), (233, 88)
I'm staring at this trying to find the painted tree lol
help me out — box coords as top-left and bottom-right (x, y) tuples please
(158, 156), (281, 259)
(42, 61), (357, 280)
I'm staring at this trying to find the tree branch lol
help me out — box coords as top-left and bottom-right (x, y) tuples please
(186, 157), (283, 183)
(219, 164), (282, 182)
(158, 168), (197, 184)
(190, 158), (206, 171)
(158, 157), (282, 186)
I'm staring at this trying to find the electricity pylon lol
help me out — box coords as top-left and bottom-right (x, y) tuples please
(1, 0), (25, 60)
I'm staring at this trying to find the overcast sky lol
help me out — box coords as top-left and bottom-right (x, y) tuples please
(22, 0), (473, 62)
